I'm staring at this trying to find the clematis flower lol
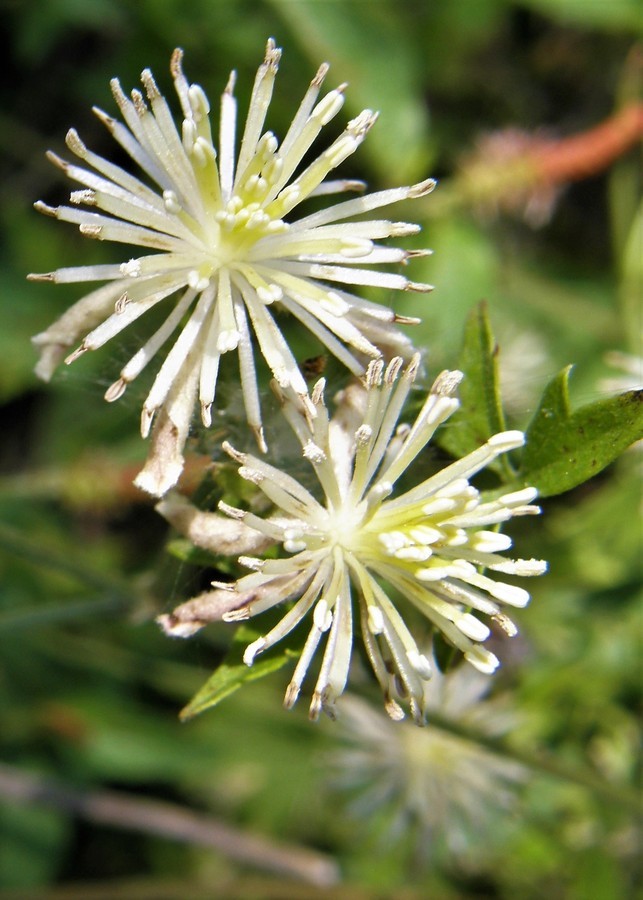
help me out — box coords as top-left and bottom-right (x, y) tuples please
(328, 662), (526, 860)
(29, 39), (434, 496)
(600, 349), (643, 394)
(158, 357), (546, 722)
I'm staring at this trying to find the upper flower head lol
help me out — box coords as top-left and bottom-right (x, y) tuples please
(158, 357), (546, 723)
(29, 39), (434, 496)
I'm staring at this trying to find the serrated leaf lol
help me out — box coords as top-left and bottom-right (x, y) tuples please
(179, 624), (293, 721)
(522, 367), (643, 497)
(439, 302), (510, 477)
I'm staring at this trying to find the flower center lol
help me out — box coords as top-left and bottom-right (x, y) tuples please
(322, 503), (367, 554)
(212, 194), (289, 266)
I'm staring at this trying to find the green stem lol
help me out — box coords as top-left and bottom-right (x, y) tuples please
(0, 596), (130, 631)
(0, 521), (135, 601)
(428, 711), (641, 815)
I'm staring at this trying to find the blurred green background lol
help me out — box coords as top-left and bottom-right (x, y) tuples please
(1, 0), (641, 897)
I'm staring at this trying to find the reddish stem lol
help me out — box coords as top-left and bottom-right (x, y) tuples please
(534, 104), (643, 185)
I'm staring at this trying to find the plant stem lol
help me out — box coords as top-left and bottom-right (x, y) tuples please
(0, 521), (135, 599)
(0, 763), (339, 887)
(428, 711), (641, 815)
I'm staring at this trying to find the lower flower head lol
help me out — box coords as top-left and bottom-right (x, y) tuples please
(159, 356), (546, 723)
(328, 658), (526, 859)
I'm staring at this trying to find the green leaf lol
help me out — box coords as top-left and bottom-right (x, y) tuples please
(439, 302), (510, 477)
(620, 199), (643, 350)
(267, 0), (431, 181)
(522, 367), (643, 497)
(520, 0), (643, 33)
(179, 625), (293, 721)
(0, 802), (70, 889)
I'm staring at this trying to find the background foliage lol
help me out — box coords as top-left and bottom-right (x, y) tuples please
(1, 0), (641, 897)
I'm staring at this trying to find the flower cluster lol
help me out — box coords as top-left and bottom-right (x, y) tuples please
(32, 40), (546, 724)
(158, 357), (545, 722)
(30, 39), (433, 496)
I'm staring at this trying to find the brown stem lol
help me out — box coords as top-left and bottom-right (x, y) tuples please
(0, 763), (339, 888)
(534, 104), (643, 185)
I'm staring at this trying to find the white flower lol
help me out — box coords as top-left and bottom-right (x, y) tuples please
(327, 661), (526, 859)
(497, 326), (551, 415)
(158, 356), (546, 722)
(29, 39), (434, 496)
(600, 349), (643, 463)
(600, 350), (643, 394)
